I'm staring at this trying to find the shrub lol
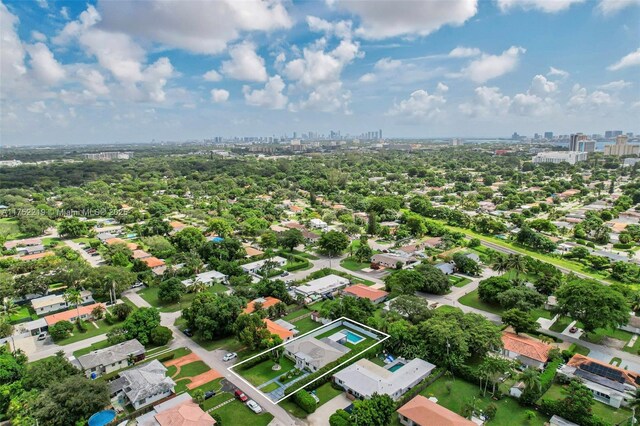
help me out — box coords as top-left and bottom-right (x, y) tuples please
(112, 303), (133, 321)
(329, 409), (351, 426)
(76, 319), (87, 332)
(293, 390), (317, 414)
(150, 326), (173, 346)
(49, 321), (73, 341)
(211, 413), (222, 425)
(104, 312), (116, 325)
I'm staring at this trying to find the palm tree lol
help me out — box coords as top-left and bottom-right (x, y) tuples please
(492, 255), (510, 274)
(507, 254), (527, 278)
(519, 367), (541, 395)
(190, 279), (207, 294)
(64, 289), (83, 322)
(2, 300), (19, 320)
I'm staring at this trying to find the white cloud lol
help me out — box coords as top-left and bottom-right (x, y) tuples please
(307, 16), (353, 39)
(529, 74), (557, 96)
(496, 0), (584, 13)
(79, 29), (146, 83)
(459, 86), (511, 117)
(547, 66), (569, 78)
(607, 48), (640, 71)
(598, 80), (632, 90)
(97, 0), (292, 54)
(359, 72), (376, 83)
(53, 5), (101, 45)
(449, 46), (481, 58)
(0, 3), (27, 84)
(35, 0), (48, 10)
(221, 42), (268, 82)
(332, 0), (478, 39)
(27, 101), (46, 113)
(436, 82), (449, 93)
(297, 81), (352, 113)
(26, 43), (66, 85)
(203, 69), (223, 82)
(374, 57), (402, 71)
(568, 84), (616, 110)
(597, 0), (640, 15)
(243, 75), (288, 109)
(211, 89), (230, 103)
(461, 46), (525, 83)
(387, 89), (446, 122)
(284, 39), (361, 87)
(60, 6), (69, 20)
(510, 92), (554, 116)
(31, 31), (47, 42)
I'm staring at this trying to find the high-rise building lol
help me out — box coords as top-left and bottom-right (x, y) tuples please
(532, 151), (588, 165)
(605, 135), (640, 157)
(569, 133), (588, 151)
(544, 132), (553, 139)
(379, 129), (382, 139)
(512, 132), (520, 140)
(577, 140), (596, 153)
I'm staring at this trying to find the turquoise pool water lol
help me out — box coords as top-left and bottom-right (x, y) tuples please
(88, 410), (116, 426)
(388, 363), (405, 372)
(344, 330), (364, 344)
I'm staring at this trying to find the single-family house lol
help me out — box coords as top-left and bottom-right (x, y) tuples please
(557, 354), (640, 408)
(435, 263), (455, 275)
(243, 246), (264, 258)
(44, 302), (106, 326)
(549, 415), (580, 426)
(241, 256), (287, 275)
(17, 245), (45, 256)
(132, 249), (152, 260)
(371, 253), (413, 269)
(136, 393), (215, 426)
(96, 232), (116, 243)
(77, 339), (145, 378)
(284, 335), (350, 372)
(264, 318), (295, 341)
(109, 359), (176, 410)
(309, 218), (328, 230)
(342, 284), (388, 304)
(105, 237), (126, 246)
(397, 395), (475, 426)
(501, 332), (551, 370)
(293, 274), (350, 298)
(181, 270), (228, 288)
(301, 230), (320, 243)
(31, 290), (94, 315)
(333, 358), (435, 401)
(19, 251), (54, 261)
(169, 221), (187, 233)
(4, 237), (41, 250)
(243, 296), (282, 314)
(142, 257), (166, 276)
(270, 224), (288, 233)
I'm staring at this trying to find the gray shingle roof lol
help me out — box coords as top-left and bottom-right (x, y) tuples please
(77, 339), (145, 370)
(117, 359), (175, 405)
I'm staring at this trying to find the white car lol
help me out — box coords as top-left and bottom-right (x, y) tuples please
(246, 400), (262, 414)
(223, 352), (237, 362)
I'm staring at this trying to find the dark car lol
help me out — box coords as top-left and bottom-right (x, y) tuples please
(569, 326), (578, 333)
(183, 328), (193, 337)
(234, 390), (248, 402)
(204, 391), (216, 400)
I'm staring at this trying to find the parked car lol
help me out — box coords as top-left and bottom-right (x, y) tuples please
(204, 391), (216, 400)
(223, 352), (237, 362)
(37, 333), (47, 341)
(247, 400), (262, 413)
(130, 282), (144, 288)
(182, 328), (193, 337)
(234, 390), (248, 402)
(569, 327), (578, 333)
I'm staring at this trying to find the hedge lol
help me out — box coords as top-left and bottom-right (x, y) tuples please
(293, 390), (317, 414)
(612, 243), (633, 250)
(284, 341), (378, 395)
(394, 368), (445, 409)
(520, 358), (561, 405)
(237, 353), (270, 371)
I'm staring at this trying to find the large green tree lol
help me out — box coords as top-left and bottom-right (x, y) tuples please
(121, 307), (161, 345)
(318, 231), (349, 256)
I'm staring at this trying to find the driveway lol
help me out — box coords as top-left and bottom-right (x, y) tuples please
(306, 393), (351, 426)
(63, 239), (104, 267)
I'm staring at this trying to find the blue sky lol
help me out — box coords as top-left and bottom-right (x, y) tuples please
(1, 0), (639, 145)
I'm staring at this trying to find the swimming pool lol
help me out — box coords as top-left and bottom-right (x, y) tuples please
(388, 363), (405, 372)
(88, 410), (116, 426)
(344, 330), (364, 344)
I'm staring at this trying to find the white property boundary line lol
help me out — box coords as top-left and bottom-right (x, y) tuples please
(227, 316), (390, 404)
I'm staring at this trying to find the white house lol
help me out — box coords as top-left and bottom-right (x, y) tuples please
(371, 253), (412, 268)
(31, 290), (94, 315)
(77, 339), (145, 378)
(309, 218), (328, 230)
(109, 360), (175, 410)
(284, 335), (350, 372)
(181, 269), (228, 287)
(241, 256), (287, 275)
(333, 358), (435, 401)
(293, 274), (350, 298)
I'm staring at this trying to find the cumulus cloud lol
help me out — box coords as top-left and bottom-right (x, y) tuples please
(387, 88), (446, 122)
(496, 0), (584, 13)
(568, 84), (616, 110)
(359, 72), (376, 83)
(31, 31), (47, 42)
(459, 86), (511, 117)
(547, 66), (569, 78)
(598, 80), (632, 90)
(211, 89), (230, 103)
(374, 57), (402, 71)
(298, 81), (352, 113)
(461, 46), (525, 83)
(26, 43), (66, 84)
(27, 101), (46, 113)
(529, 74), (557, 96)
(332, 0), (478, 39)
(607, 48), (640, 71)
(449, 46), (481, 58)
(97, 0), (292, 54)
(221, 42), (268, 82)
(307, 16), (353, 39)
(0, 3), (27, 84)
(597, 0), (640, 15)
(76, 67), (109, 95)
(203, 69), (223, 82)
(243, 75), (288, 109)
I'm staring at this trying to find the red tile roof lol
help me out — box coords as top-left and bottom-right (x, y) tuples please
(502, 332), (551, 363)
(243, 297), (282, 314)
(142, 256), (166, 268)
(44, 303), (106, 326)
(264, 318), (293, 341)
(343, 284), (388, 302)
(20, 251), (54, 261)
(397, 395), (475, 426)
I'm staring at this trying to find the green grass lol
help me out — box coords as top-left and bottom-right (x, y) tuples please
(237, 357), (295, 386)
(214, 399), (274, 426)
(0, 218), (23, 239)
(279, 398), (308, 419)
(139, 284), (227, 312)
(450, 276), (472, 288)
(202, 391), (234, 411)
(73, 339), (116, 357)
(175, 379), (191, 393)
(436, 305), (464, 314)
(567, 343), (590, 356)
(340, 257), (371, 271)
(175, 361), (210, 380)
(166, 365), (178, 377)
(610, 357), (622, 366)
(550, 316), (573, 333)
(422, 377), (548, 426)
(261, 382), (280, 393)
(8, 306), (32, 323)
(283, 308), (311, 321)
(622, 335), (640, 355)
(291, 317), (322, 334)
(458, 290), (504, 315)
(581, 326), (634, 345)
(541, 384), (632, 424)
(55, 318), (123, 345)
(313, 381), (343, 406)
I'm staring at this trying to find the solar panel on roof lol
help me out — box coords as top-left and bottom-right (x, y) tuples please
(579, 362), (624, 383)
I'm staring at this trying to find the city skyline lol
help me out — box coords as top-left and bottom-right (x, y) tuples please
(1, 0), (640, 145)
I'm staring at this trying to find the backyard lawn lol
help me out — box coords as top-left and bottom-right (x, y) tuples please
(541, 384), (632, 424)
(449, 276), (472, 288)
(340, 257), (371, 271)
(8, 306), (33, 323)
(0, 218), (23, 239)
(140, 283), (228, 312)
(422, 377), (549, 426)
(459, 290), (554, 321)
(290, 317), (322, 334)
(55, 318), (122, 345)
(214, 400), (273, 426)
(237, 357), (295, 386)
(313, 381), (343, 406)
